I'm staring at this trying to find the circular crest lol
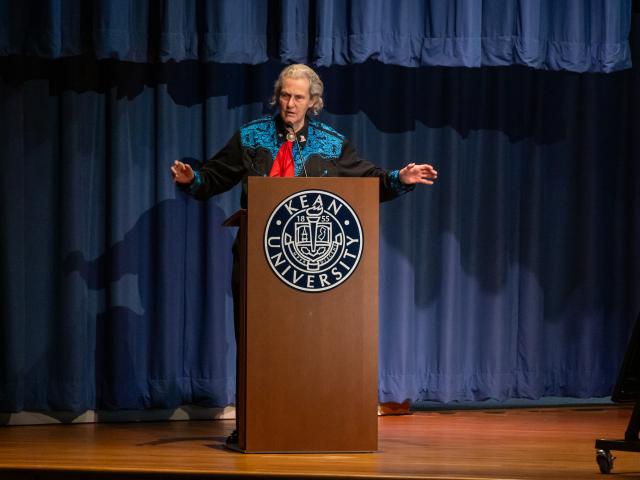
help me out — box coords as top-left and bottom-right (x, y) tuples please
(264, 190), (363, 292)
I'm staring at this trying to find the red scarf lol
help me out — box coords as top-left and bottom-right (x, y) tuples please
(269, 140), (295, 177)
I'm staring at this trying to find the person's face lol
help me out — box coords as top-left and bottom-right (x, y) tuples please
(278, 76), (316, 131)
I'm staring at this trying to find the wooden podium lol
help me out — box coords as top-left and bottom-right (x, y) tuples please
(227, 177), (379, 453)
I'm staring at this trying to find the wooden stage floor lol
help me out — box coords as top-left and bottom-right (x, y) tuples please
(0, 405), (638, 479)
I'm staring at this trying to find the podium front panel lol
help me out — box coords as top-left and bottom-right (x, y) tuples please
(242, 177), (379, 453)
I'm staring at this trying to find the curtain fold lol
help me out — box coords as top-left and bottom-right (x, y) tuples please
(0, 0), (632, 73)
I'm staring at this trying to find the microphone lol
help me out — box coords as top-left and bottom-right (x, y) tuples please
(286, 122), (308, 177)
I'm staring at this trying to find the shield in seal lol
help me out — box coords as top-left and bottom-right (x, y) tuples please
(264, 190), (363, 292)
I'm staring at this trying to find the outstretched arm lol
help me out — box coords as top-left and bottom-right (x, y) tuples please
(170, 132), (247, 201)
(398, 163), (438, 185)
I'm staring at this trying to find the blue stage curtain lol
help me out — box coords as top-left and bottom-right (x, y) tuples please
(0, 0), (632, 73)
(0, 13), (639, 412)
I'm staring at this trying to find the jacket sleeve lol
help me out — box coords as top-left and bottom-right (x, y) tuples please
(337, 140), (414, 202)
(181, 131), (247, 201)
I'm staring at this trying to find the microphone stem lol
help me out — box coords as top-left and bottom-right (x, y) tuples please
(287, 124), (308, 177)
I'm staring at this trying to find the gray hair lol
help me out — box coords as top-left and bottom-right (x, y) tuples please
(270, 64), (324, 116)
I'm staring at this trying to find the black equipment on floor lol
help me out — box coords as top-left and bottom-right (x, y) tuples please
(595, 311), (640, 474)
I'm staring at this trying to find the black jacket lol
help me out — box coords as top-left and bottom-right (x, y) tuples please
(184, 114), (411, 207)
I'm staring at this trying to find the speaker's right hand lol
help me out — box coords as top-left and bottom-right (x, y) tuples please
(171, 160), (195, 184)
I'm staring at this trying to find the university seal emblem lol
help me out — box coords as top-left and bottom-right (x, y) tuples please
(264, 190), (363, 292)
